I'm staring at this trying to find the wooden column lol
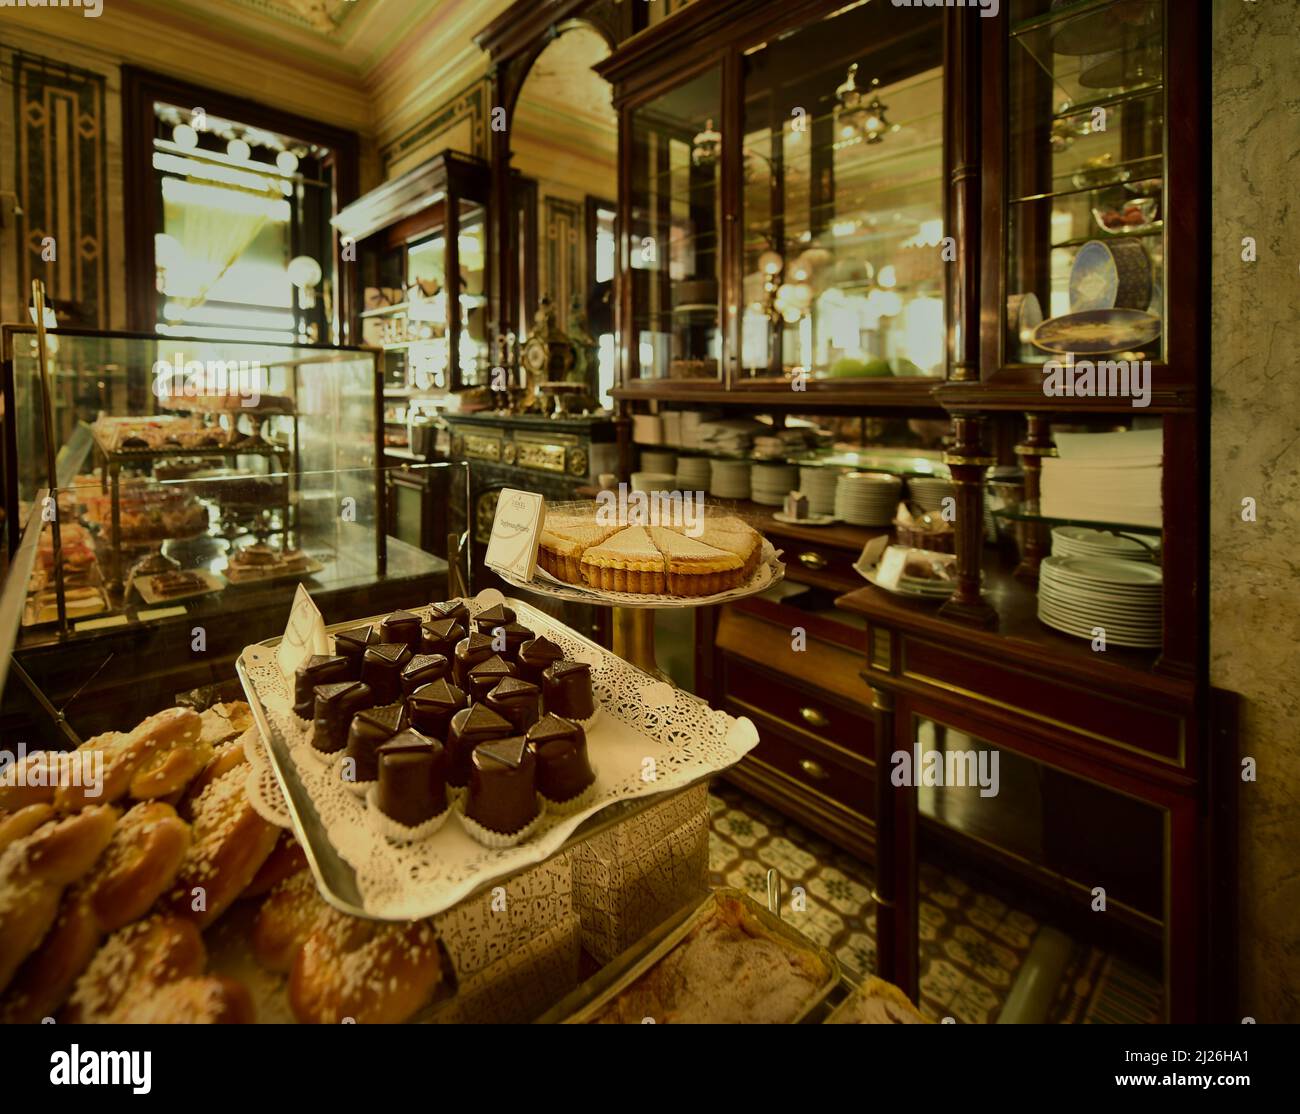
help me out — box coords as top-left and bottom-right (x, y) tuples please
(1013, 412), (1054, 582)
(939, 413), (997, 627)
(871, 683), (917, 999)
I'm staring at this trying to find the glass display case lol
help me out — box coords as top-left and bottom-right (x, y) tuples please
(2, 328), (466, 677)
(625, 66), (724, 384)
(333, 151), (492, 429)
(739, 1), (945, 383)
(1004, 0), (1165, 367)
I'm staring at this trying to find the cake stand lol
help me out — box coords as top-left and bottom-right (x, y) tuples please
(493, 543), (785, 681)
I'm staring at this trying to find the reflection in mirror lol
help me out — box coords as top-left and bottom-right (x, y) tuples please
(510, 24), (617, 407)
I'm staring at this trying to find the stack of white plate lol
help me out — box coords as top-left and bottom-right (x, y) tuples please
(799, 466), (843, 515)
(676, 456), (713, 491)
(907, 476), (954, 514)
(1037, 555), (1163, 648)
(639, 449), (678, 474)
(835, 472), (903, 526)
(750, 463), (797, 506)
(709, 459), (752, 500)
(1050, 525), (1159, 563)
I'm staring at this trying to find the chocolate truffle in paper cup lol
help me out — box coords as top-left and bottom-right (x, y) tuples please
(429, 598), (471, 626)
(542, 660), (596, 722)
(407, 677), (467, 740)
(343, 701), (408, 786)
(446, 703), (512, 788)
(366, 729), (451, 842)
(461, 736), (542, 847)
(421, 616), (466, 659)
(485, 676), (541, 736)
(527, 713), (597, 815)
(310, 680), (373, 757)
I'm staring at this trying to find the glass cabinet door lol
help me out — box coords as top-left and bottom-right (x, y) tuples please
(738, 2), (945, 385)
(456, 202), (491, 389)
(626, 66), (723, 382)
(1005, 0), (1164, 366)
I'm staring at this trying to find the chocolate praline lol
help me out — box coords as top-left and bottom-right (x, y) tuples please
(542, 659), (595, 722)
(361, 642), (413, 704)
(486, 676), (541, 736)
(485, 622), (534, 664)
(465, 736), (538, 836)
(377, 730), (448, 827)
(333, 624), (379, 678)
(515, 635), (565, 686)
(429, 598), (470, 626)
(407, 678), (467, 741)
(445, 704), (512, 788)
(421, 617), (466, 659)
(473, 603), (516, 634)
(401, 653), (449, 697)
(311, 681), (374, 755)
(343, 702), (409, 785)
(453, 631), (495, 687)
(526, 714), (596, 803)
(467, 654), (517, 703)
(379, 609), (422, 651)
(294, 654), (351, 717)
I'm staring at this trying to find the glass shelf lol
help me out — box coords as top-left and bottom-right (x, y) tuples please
(993, 503), (1162, 538)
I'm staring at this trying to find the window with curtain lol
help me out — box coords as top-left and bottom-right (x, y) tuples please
(150, 102), (334, 343)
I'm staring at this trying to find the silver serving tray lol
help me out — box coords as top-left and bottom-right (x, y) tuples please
(236, 606), (732, 921)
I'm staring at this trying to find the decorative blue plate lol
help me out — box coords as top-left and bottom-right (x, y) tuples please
(1032, 309), (1162, 355)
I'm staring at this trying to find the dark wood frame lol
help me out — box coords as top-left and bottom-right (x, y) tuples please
(120, 67), (360, 337)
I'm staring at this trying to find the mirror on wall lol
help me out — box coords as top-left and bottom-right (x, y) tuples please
(510, 24), (617, 407)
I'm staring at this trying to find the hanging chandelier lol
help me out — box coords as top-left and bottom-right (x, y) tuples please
(691, 118), (722, 168)
(835, 64), (892, 147)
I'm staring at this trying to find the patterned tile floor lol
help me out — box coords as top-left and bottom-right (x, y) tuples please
(707, 781), (1163, 1023)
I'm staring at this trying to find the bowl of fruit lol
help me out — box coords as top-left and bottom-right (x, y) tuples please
(1092, 197), (1159, 235)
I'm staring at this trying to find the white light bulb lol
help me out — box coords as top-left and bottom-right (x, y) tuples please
(276, 150), (299, 174)
(227, 137), (251, 162)
(173, 124), (198, 150)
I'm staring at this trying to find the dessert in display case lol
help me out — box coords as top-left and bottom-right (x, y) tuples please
(1004, 0), (1165, 366)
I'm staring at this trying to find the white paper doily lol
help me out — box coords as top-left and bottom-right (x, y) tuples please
(237, 590), (758, 919)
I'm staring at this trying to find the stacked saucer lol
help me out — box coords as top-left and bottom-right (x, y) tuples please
(1050, 525), (1159, 563)
(676, 456), (712, 492)
(709, 459), (752, 500)
(907, 476), (954, 515)
(1037, 555), (1163, 648)
(799, 466), (843, 515)
(750, 463), (798, 506)
(835, 472), (903, 526)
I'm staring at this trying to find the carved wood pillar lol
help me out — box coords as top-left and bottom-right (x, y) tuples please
(1014, 412), (1054, 582)
(939, 412), (997, 627)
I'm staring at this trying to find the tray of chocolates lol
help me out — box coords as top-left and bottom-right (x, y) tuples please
(236, 590), (759, 920)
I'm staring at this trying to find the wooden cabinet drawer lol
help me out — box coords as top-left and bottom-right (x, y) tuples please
(720, 654), (875, 762)
(727, 703), (875, 822)
(764, 532), (862, 592)
(901, 636), (1187, 768)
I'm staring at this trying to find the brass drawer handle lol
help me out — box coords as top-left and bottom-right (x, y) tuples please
(798, 758), (830, 781)
(798, 551), (827, 570)
(799, 706), (829, 729)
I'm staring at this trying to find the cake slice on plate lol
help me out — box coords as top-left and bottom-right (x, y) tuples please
(647, 526), (744, 596)
(538, 508), (624, 584)
(580, 525), (666, 594)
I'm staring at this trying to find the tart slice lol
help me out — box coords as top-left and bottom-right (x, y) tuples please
(538, 515), (624, 584)
(580, 526), (666, 594)
(697, 520), (763, 580)
(647, 526), (744, 596)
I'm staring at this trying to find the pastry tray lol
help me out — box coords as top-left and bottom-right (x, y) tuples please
(131, 568), (227, 605)
(235, 592), (759, 921)
(225, 555), (324, 585)
(541, 887), (840, 1024)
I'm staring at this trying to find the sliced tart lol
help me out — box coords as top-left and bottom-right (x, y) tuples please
(538, 513), (623, 584)
(580, 525), (666, 594)
(697, 521), (763, 580)
(647, 526), (745, 596)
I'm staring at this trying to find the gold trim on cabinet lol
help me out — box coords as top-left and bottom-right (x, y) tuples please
(799, 705), (830, 729)
(514, 439), (567, 472)
(901, 656), (1186, 768)
(462, 433), (502, 462)
(726, 696), (874, 771)
(740, 754), (872, 823)
(870, 627), (892, 672)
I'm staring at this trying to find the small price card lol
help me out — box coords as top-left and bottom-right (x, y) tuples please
(485, 488), (546, 581)
(277, 583), (329, 680)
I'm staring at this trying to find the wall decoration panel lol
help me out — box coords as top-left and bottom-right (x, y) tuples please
(11, 52), (110, 328)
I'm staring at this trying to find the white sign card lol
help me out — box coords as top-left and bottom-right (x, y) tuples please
(485, 488), (546, 581)
(277, 583), (329, 680)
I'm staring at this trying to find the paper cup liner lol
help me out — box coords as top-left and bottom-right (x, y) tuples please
(301, 742), (343, 767)
(457, 795), (546, 849)
(576, 706), (601, 732)
(340, 771), (374, 798)
(539, 772), (598, 817)
(365, 785), (452, 843)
